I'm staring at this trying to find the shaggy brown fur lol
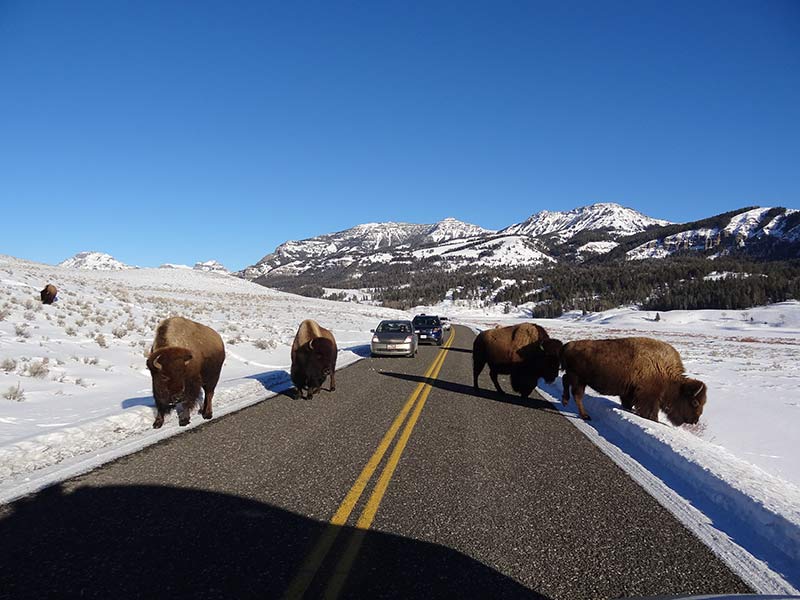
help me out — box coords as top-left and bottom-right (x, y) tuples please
(473, 323), (562, 398)
(146, 317), (225, 428)
(40, 284), (57, 305)
(560, 337), (707, 424)
(291, 319), (337, 400)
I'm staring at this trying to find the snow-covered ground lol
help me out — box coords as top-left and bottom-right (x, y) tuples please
(419, 298), (800, 592)
(2, 253), (799, 592)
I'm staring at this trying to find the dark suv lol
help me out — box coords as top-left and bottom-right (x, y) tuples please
(412, 314), (444, 345)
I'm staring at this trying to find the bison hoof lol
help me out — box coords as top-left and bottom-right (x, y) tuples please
(581, 414), (591, 421)
(179, 418), (190, 426)
(152, 419), (163, 429)
(330, 386), (336, 392)
(561, 398), (569, 406)
(202, 412), (212, 420)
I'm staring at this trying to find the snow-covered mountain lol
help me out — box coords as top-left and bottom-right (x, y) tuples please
(241, 218), (495, 280)
(239, 203), (800, 298)
(193, 260), (229, 274)
(59, 252), (134, 271)
(501, 202), (671, 241)
(626, 207), (800, 261)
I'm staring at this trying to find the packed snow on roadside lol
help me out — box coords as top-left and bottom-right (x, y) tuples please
(421, 297), (800, 591)
(0, 254), (406, 501)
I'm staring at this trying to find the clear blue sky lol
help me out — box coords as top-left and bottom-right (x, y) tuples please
(1, 1), (798, 270)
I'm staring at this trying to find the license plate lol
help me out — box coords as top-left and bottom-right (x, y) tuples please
(387, 344), (397, 349)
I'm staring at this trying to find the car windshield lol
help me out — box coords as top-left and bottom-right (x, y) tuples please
(413, 317), (440, 328)
(376, 321), (411, 333)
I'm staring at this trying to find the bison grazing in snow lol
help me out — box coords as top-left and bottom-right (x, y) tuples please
(560, 337), (707, 425)
(146, 316), (225, 428)
(40, 284), (57, 305)
(472, 322), (563, 399)
(291, 319), (337, 400)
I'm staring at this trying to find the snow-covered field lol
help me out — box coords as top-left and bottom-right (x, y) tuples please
(2, 253), (799, 592)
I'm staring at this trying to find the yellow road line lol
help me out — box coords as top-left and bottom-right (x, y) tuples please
(323, 333), (454, 599)
(284, 331), (454, 599)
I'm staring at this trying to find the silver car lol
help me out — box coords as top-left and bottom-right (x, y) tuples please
(370, 320), (418, 357)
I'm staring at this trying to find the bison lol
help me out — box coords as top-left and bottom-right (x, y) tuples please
(560, 337), (707, 425)
(472, 323), (563, 399)
(146, 316), (225, 428)
(40, 284), (57, 305)
(291, 319), (337, 400)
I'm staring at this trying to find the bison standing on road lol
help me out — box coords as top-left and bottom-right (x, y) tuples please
(40, 284), (57, 305)
(560, 337), (707, 424)
(291, 319), (337, 400)
(146, 316), (225, 428)
(472, 323), (563, 399)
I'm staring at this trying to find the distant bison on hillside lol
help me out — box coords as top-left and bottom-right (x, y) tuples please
(472, 322), (563, 399)
(560, 337), (706, 425)
(291, 319), (337, 400)
(146, 316), (225, 428)
(40, 284), (57, 305)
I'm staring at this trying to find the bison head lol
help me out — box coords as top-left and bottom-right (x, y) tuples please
(303, 337), (336, 389)
(539, 338), (564, 384)
(666, 378), (707, 426)
(147, 347), (193, 406)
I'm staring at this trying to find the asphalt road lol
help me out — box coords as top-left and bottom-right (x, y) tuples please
(0, 325), (752, 599)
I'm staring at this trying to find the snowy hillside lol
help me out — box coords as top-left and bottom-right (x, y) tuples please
(501, 202), (670, 241)
(59, 251), (134, 271)
(626, 207), (800, 260)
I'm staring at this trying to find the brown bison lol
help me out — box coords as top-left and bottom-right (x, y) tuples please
(40, 284), (57, 305)
(146, 316), (225, 428)
(472, 323), (563, 398)
(291, 319), (337, 400)
(560, 337), (707, 425)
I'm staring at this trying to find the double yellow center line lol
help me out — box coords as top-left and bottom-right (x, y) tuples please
(285, 330), (456, 599)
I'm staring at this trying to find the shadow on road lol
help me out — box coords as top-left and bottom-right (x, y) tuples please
(380, 371), (560, 412)
(0, 484), (545, 599)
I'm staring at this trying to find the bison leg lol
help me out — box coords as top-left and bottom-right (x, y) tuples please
(489, 368), (506, 396)
(564, 374), (590, 420)
(633, 391), (661, 423)
(620, 391), (635, 412)
(153, 401), (169, 429)
(561, 372), (574, 405)
(329, 371), (336, 393)
(472, 355), (486, 390)
(200, 388), (214, 420)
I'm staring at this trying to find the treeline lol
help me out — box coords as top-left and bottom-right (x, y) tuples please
(267, 254), (800, 316)
(501, 257), (800, 316)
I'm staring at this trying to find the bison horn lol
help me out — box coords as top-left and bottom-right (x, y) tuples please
(693, 383), (705, 397)
(308, 338), (314, 350)
(152, 354), (162, 371)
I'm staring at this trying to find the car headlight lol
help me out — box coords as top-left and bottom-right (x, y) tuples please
(404, 336), (413, 343)
(372, 336), (380, 343)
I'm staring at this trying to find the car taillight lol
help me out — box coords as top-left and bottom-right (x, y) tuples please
(404, 336), (412, 343)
